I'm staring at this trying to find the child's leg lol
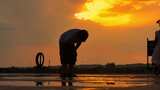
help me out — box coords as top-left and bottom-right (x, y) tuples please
(60, 64), (67, 86)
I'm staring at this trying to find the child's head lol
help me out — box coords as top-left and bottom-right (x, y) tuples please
(79, 29), (89, 42)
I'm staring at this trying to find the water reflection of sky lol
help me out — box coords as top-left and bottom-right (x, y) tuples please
(0, 74), (159, 88)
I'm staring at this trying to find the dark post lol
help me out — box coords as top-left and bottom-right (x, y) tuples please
(147, 38), (149, 69)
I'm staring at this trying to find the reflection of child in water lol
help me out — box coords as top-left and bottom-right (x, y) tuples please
(152, 20), (160, 75)
(59, 29), (89, 86)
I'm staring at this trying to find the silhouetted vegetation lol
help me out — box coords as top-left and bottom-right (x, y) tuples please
(0, 63), (153, 74)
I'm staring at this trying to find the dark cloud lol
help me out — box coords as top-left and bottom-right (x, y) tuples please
(67, 0), (86, 4)
(0, 22), (14, 31)
(0, 22), (17, 48)
(0, 0), (74, 46)
(0, 0), (79, 66)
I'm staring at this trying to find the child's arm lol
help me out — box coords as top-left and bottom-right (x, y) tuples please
(75, 42), (81, 50)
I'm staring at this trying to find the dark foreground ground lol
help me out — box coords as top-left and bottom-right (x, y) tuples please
(0, 74), (160, 90)
(0, 85), (158, 90)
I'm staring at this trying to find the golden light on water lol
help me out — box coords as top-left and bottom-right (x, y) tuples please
(75, 0), (160, 27)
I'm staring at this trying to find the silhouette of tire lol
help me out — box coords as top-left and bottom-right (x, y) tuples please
(36, 52), (44, 68)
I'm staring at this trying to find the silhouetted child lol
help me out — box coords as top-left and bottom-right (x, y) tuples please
(59, 29), (88, 86)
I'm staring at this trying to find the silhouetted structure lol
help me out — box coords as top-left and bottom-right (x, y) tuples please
(59, 29), (89, 86)
(151, 20), (160, 75)
(35, 52), (45, 72)
(147, 20), (160, 75)
(147, 38), (155, 68)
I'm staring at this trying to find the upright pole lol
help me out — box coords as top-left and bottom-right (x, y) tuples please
(147, 55), (149, 69)
(147, 38), (149, 69)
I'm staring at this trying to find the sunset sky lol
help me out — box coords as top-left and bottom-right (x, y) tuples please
(0, 0), (160, 67)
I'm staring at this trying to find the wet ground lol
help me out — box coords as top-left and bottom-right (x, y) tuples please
(0, 74), (160, 90)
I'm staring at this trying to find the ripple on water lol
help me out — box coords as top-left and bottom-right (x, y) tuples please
(0, 74), (156, 88)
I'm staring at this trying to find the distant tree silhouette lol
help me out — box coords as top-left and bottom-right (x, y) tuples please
(105, 63), (116, 69)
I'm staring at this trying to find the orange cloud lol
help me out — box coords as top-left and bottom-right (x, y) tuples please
(75, 0), (160, 27)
